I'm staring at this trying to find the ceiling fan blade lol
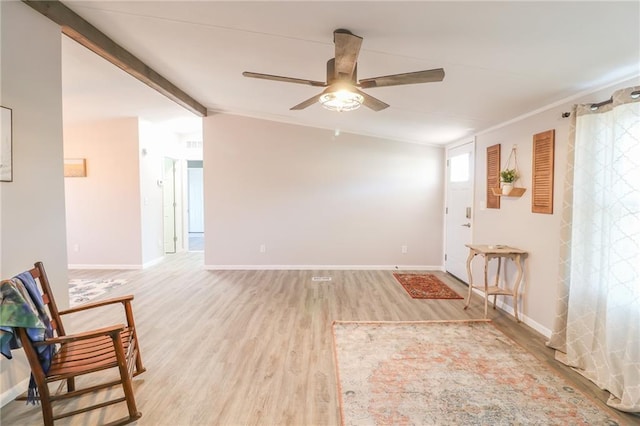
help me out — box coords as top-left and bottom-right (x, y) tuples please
(359, 68), (445, 89)
(290, 93), (323, 110)
(243, 71), (326, 87)
(355, 88), (389, 111)
(333, 29), (362, 80)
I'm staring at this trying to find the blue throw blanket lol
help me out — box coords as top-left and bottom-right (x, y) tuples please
(0, 272), (56, 404)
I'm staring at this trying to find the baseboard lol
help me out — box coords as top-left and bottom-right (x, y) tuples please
(520, 313), (552, 338)
(69, 256), (166, 270)
(468, 287), (552, 338)
(205, 264), (443, 271)
(496, 299), (552, 338)
(0, 377), (29, 407)
(68, 264), (143, 270)
(142, 256), (164, 269)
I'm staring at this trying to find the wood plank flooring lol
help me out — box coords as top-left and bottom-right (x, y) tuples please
(2, 252), (637, 425)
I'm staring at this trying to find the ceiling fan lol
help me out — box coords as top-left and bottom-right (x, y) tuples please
(243, 29), (445, 112)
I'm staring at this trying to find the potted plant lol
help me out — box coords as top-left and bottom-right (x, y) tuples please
(500, 169), (518, 195)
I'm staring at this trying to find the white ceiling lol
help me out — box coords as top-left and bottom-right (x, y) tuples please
(60, 1), (640, 144)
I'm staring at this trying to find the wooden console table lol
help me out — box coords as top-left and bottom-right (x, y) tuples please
(463, 244), (527, 322)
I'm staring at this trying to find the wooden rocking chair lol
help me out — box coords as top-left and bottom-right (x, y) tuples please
(10, 262), (146, 425)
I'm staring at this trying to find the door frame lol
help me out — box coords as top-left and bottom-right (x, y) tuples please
(444, 139), (476, 283)
(163, 157), (178, 254)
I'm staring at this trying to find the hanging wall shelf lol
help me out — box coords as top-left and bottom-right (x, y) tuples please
(491, 187), (527, 197)
(493, 145), (526, 198)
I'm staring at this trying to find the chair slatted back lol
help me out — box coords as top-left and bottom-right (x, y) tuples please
(28, 261), (66, 338)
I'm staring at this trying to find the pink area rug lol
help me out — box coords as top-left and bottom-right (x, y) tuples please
(332, 320), (622, 425)
(393, 273), (462, 299)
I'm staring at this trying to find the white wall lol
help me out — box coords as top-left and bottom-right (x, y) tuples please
(65, 119), (195, 267)
(0, 1), (68, 404)
(465, 77), (640, 336)
(0, 0), (3, 280)
(203, 114), (444, 269)
(64, 118), (143, 268)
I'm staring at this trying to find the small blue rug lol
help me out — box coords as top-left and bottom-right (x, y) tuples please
(69, 278), (128, 307)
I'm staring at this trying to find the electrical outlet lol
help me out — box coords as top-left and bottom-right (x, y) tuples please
(73, 244), (79, 252)
(259, 244), (266, 253)
(401, 245), (408, 254)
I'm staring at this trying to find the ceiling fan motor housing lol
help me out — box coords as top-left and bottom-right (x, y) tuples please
(326, 58), (357, 84)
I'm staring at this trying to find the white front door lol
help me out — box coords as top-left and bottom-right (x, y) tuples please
(445, 142), (474, 282)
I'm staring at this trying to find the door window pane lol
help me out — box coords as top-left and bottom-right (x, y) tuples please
(450, 153), (470, 182)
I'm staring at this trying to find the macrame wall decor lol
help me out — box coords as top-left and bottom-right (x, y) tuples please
(490, 145), (526, 198)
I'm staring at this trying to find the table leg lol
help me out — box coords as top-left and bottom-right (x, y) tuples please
(493, 257), (501, 310)
(512, 254), (523, 322)
(483, 255), (489, 318)
(463, 249), (475, 310)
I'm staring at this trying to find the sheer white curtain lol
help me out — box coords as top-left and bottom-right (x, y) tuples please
(548, 86), (640, 413)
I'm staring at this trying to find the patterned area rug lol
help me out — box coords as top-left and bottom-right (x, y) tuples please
(333, 320), (622, 426)
(69, 278), (128, 307)
(393, 273), (462, 299)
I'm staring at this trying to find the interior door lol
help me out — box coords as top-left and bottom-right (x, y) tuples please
(445, 142), (475, 282)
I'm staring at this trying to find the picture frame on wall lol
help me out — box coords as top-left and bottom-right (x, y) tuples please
(1, 106), (13, 182)
(64, 158), (87, 177)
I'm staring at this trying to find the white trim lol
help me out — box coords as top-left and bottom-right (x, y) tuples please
(142, 256), (164, 269)
(205, 264), (443, 271)
(521, 314), (552, 339)
(68, 258), (164, 269)
(495, 298), (552, 338)
(445, 138), (475, 151)
(1, 377), (29, 407)
(468, 287), (552, 338)
(68, 264), (142, 270)
(205, 108), (443, 147)
(476, 74), (640, 137)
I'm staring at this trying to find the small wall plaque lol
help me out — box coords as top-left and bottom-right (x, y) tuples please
(64, 158), (87, 177)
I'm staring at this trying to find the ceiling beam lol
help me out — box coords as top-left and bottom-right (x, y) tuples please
(23, 0), (208, 117)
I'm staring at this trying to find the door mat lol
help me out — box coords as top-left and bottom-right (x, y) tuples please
(393, 273), (462, 299)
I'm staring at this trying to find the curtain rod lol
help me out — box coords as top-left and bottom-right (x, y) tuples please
(561, 89), (640, 118)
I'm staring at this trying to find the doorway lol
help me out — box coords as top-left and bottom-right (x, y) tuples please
(444, 141), (475, 282)
(187, 160), (204, 251)
(163, 158), (177, 254)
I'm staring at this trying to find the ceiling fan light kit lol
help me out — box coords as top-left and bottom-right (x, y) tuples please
(243, 29), (445, 112)
(319, 85), (364, 112)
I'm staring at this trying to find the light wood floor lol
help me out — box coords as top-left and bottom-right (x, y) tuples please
(2, 252), (637, 425)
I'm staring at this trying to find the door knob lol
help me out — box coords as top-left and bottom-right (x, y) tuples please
(461, 223), (471, 228)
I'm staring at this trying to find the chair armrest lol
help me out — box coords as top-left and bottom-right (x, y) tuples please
(58, 295), (134, 315)
(32, 324), (126, 346)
